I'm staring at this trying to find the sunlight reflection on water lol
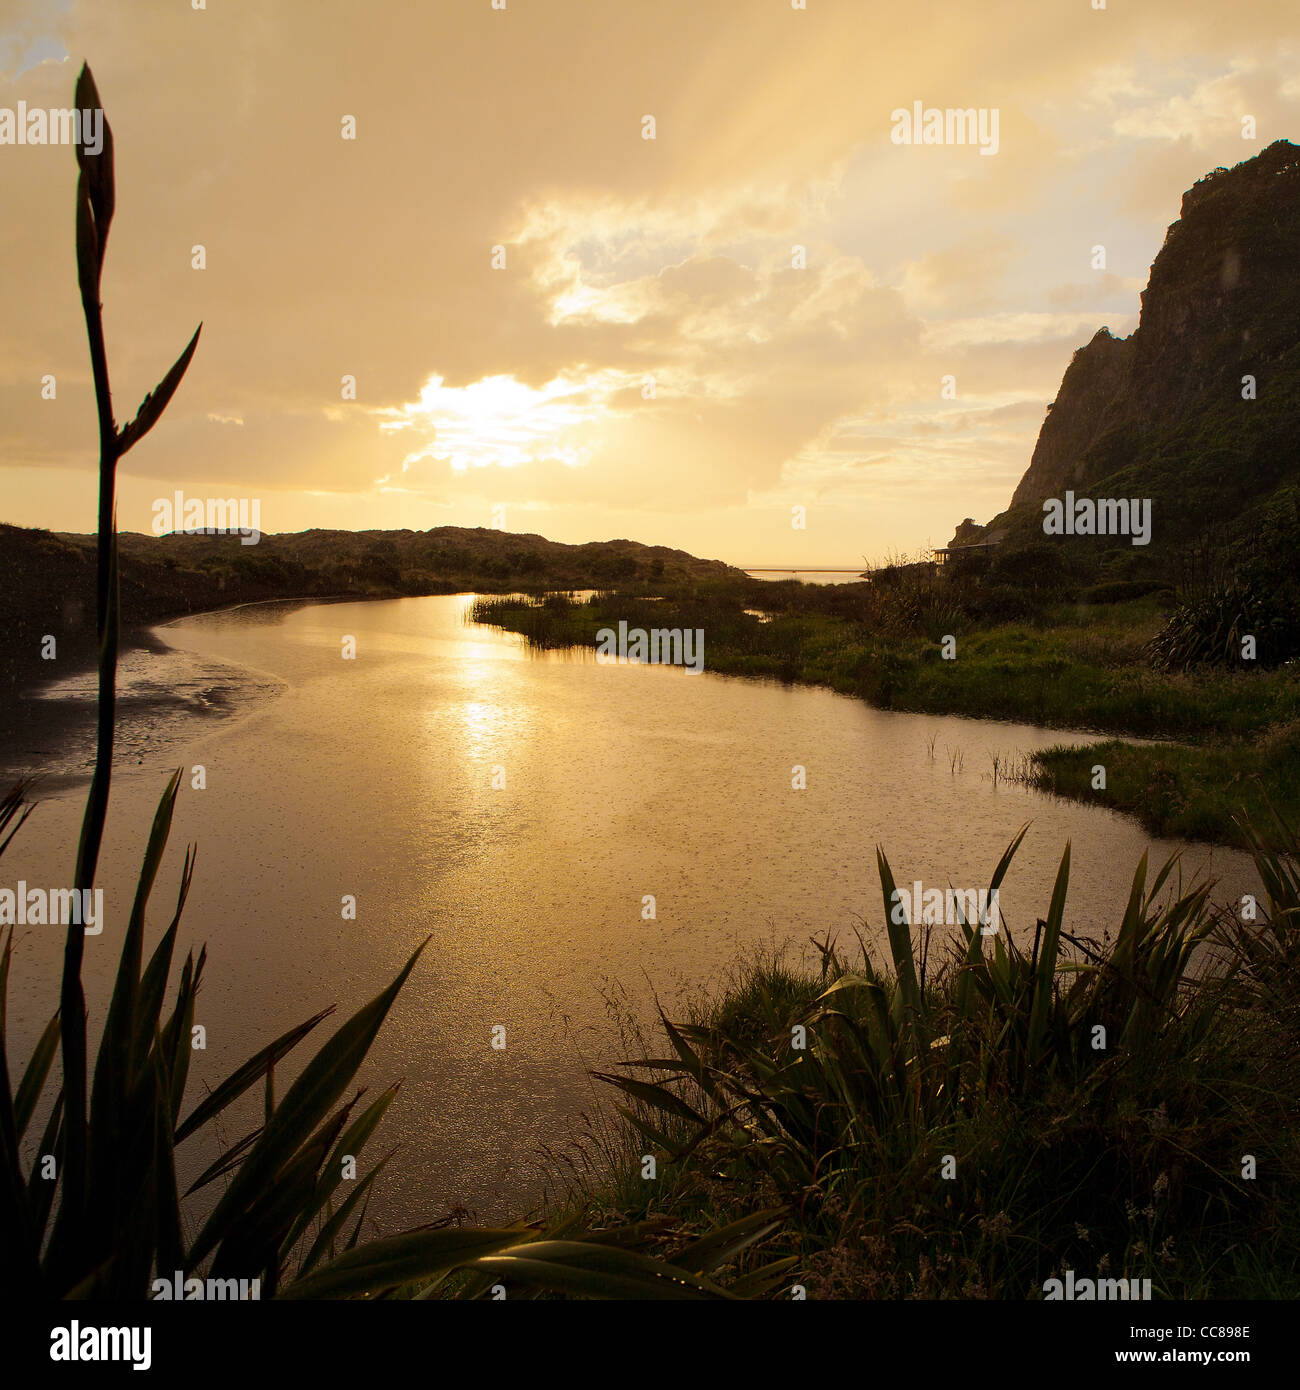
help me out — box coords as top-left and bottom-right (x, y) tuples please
(3, 594), (1259, 1227)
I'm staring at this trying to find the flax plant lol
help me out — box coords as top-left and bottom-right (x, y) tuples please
(599, 827), (1300, 1296)
(0, 65), (776, 1301)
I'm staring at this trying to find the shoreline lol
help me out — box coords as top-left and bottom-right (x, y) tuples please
(468, 591), (1300, 851)
(0, 606), (300, 790)
(7, 584), (1296, 849)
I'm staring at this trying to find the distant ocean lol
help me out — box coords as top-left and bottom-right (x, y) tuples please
(743, 569), (866, 585)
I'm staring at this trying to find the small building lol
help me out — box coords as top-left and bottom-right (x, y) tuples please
(932, 537), (1003, 565)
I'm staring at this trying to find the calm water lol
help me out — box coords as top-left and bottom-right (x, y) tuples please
(2, 595), (1258, 1228)
(744, 569), (865, 584)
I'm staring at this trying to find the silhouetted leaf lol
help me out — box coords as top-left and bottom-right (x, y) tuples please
(116, 325), (201, 457)
(187, 939), (428, 1266)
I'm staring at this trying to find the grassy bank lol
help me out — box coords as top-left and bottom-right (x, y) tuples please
(562, 826), (1300, 1298)
(1034, 724), (1300, 845)
(473, 588), (1300, 847)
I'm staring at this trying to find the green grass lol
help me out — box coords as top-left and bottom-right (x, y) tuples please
(474, 591), (1300, 847)
(1031, 723), (1300, 846)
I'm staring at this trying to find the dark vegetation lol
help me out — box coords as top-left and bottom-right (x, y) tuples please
(576, 822), (1300, 1298)
(473, 529), (1300, 847)
(984, 142), (1300, 556)
(0, 520), (739, 697)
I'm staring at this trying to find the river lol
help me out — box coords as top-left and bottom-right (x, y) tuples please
(0, 594), (1258, 1228)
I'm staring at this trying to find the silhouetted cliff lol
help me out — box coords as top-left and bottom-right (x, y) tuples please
(955, 139), (1300, 557)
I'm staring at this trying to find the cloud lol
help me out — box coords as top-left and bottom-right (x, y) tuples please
(0, 0), (1294, 563)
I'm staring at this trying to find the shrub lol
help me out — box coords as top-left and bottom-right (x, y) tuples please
(598, 829), (1300, 1297)
(1081, 579), (1165, 604)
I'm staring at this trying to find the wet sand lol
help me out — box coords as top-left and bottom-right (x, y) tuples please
(0, 621), (286, 792)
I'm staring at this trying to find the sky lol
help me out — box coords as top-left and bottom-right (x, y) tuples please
(0, 0), (1295, 569)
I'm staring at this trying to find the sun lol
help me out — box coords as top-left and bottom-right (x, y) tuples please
(380, 370), (633, 474)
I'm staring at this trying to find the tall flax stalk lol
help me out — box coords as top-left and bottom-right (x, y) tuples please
(51, 62), (200, 1273)
(5, 63), (770, 1301)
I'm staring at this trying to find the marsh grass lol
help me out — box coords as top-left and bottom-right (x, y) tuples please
(1031, 724), (1300, 847)
(569, 826), (1300, 1298)
(473, 590), (1300, 846)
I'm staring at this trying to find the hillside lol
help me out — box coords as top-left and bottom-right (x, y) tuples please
(0, 522), (742, 696)
(953, 139), (1300, 565)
